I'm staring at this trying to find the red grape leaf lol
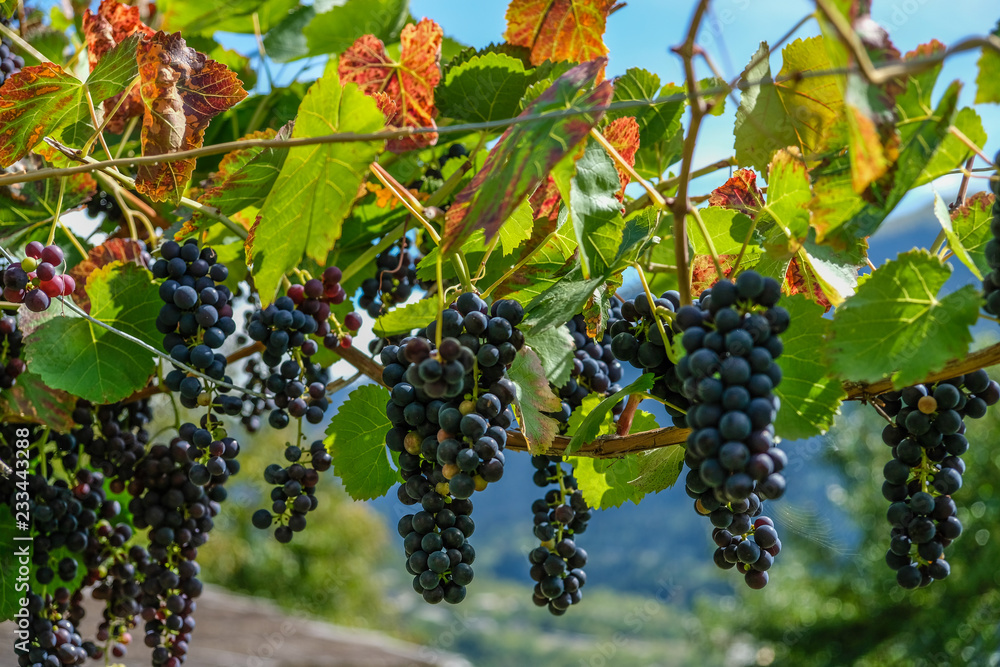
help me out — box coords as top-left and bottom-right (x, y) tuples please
(135, 32), (248, 204)
(83, 0), (155, 133)
(707, 168), (764, 217)
(441, 59), (612, 254)
(784, 256), (832, 311)
(504, 0), (615, 71)
(691, 254), (737, 295)
(338, 18), (442, 153)
(603, 116), (639, 201)
(69, 239), (151, 313)
(0, 371), (77, 432)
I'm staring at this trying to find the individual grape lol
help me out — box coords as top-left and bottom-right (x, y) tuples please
(878, 371), (999, 587)
(982, 152), (1000, 316)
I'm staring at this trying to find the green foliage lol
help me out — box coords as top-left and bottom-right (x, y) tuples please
(23, 263), (160, 404)
(437, 52), (535, 123)
(734, 42), (799, 174)
(975, 20), (1000, 104)
(524, 325), (575, 388)
(565, 374), (654, 455)
(951, 191), (997, 275)
(933, 192), (981, 279)
(250, 66), (385, 303)
(373, 297), (438, 337)
(569, 139), (625, 279)
(324, 384), (398, 501)
(826, 250), (980, 387)
(605, 68), (685, 179)
(773, 295), (845, 440)
(508, 347), (561, 453)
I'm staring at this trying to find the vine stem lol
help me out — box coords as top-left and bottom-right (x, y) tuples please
(669, 0), (713, 306)
(46, 178), (66, 246)
(615, 394), (642, 437)
(370, 163), (441, 244)
(632, 262), (670, 347)
(83, 75), (141, 158)
(948, 126), (994, 165)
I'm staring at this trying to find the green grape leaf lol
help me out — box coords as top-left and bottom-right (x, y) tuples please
(628, 442), (685, 496)
(933, 192), (982, 280)
(303, 0), (408, 62)
(568, 454), (643, 510)
(570, 138), (626, 279)
(974, 21), (1000, 104)
(508, 347), (562, 453)
(249, 66), (385, 304)
(951, 191), (996, 275)
(733, 42), (799, 174)
(324, 384), (397, 501)
(525, 325), (576, 389)
(442, 59), (612, 254)
(691, 207), (755, 256)
(759, 149), (812, 251)
(774, 37), (844, 158)
(773, 295), (846, 440)
(498, 198), (535, 256)
(437, 52), (536, 123)
(373, 298), (439, 338)
(161, 0), (297, 35)
(261, 5), (317, 63)
(915, 107), (985, 187)
(826, 250), (980, 387)
(565, 374), (655, 455)
(523, 274), (606, 335)
(23, 263), (160, 405)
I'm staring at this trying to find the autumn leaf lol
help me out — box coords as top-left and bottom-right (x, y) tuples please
(691, 254), (736, 294)
(68, 238), (151, 312)
(504, 0), (615, 70)
(82, 0), (155, 133)
(708, 168), (764, 216)
(603, 116), (639, 201)
(338, 18), (442, 153)
(135, 32), (248, 204)
(442, 59), (612, 254)
(785, 256), (832, 311)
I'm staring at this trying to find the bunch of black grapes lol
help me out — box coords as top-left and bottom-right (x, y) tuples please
(381, 294), (524, 604)
(610, 289), (690, 427)
(0, 15), (24, 87)
(251, 440), (332, 543)
(359, 239), (419, 318)
(674, 270), (788, 588)
(153, 240), (237, 409)
(527, 456), (590, 614)
(879, 371), (999, 588)
(549, 309), (624, 427)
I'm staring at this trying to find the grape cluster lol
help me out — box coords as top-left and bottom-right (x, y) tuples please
(71, 399), (152, 483)
(381, 294), (525, 602)
(879, 370), (1000, 588)
(252, 440), (331, 543)
(528, 456), (590, 614)
(16, 594), (103, 667)
(127, 418), (237, 663)
(85, 190), (124, 224)
(3, 242), (75, 312)
(609, 290), (690, 427)
(673, 271), (788, 588)
(359, 239), (419, 318)
(707, 493), (781, 589)
(153, 240), (236, 408)
(981, 154), (1000, 315)
(0, 16), (24, 87)
(0, 314), (26, 389)
(549, 310), (624, 426)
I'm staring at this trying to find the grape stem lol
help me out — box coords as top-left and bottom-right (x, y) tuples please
(631, 262), (670, 351)
(46, 178), (66, 247)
